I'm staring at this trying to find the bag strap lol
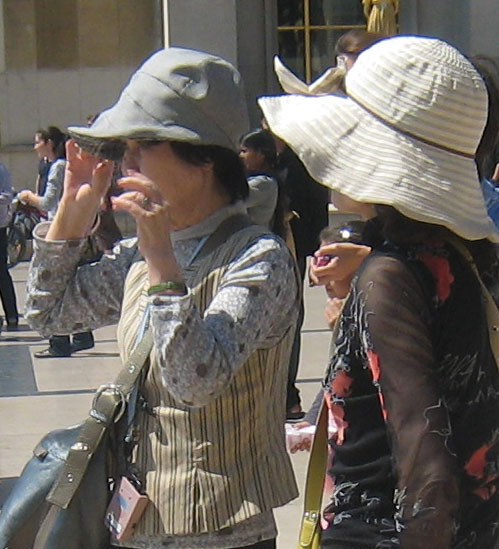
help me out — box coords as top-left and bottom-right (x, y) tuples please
(298, 300), (346, 548)
(448, 238), (499, 372)
(184, 213), (254, 273)
(47, 330), (154, 508)
(298, 400), (328, 548)
(47, 213), (256, 509)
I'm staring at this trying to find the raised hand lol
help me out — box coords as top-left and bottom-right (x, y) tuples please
(111, 170), (183, 286)
(62, 140), (113, 206)
(310, 242), (371, 289)
(46, 140), (114, 241)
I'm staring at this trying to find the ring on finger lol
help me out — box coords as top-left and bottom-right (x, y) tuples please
(141, 196), (151, 208)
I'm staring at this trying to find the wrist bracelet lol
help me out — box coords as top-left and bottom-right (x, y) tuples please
(148, 281), (186, 296)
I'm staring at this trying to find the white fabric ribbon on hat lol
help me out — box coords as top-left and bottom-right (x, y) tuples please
(273, 56), (346, 96)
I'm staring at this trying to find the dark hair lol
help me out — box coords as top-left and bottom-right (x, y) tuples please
(472, 56), (499, 179)
(168, 141), (249, 203)
(335, 29), (386, 57)
(36, 126), (67, 159)
(375, 205), (498, 280)
(239, 130), (289, 239)
(319, 220), (366, 245)
(240, 129), (277, 170)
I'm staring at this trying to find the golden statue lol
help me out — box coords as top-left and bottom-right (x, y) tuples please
(363, 0), (399, 36)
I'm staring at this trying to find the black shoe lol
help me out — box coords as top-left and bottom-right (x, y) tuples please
(5, 320), (19, 331)
(286, 407), (306, 423)
(70, 332), (95, 353)
(70, 340), (95, 353)
(34, 347), (71, 358)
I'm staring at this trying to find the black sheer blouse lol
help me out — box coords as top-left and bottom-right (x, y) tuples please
(322, 239), (499, 548)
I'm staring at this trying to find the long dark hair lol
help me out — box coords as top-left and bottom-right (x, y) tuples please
(375, 205), (498, 283)
(36, 126), (67, 159)
(472, 56), (499, 180)
(240, 129), (288, 239)
(240, 129), (277, 171)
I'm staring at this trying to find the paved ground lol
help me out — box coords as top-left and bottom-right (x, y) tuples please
(0, 258), (332, 548)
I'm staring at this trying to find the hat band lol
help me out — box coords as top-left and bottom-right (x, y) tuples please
(348, 92), (475, 160)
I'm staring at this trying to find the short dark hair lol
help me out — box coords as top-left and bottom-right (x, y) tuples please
(169, 141), (249, 203)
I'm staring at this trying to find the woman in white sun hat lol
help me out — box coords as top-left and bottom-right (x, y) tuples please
(260, 36), (499, 548)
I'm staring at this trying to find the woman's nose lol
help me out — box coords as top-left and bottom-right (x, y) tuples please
(122, 143), (140, 172)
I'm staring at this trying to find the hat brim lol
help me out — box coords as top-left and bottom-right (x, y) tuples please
(68, 87), (208, 161)
(259, 94), (499, 243)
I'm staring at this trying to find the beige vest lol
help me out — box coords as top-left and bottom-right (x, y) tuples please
(117, 226), (298, 536)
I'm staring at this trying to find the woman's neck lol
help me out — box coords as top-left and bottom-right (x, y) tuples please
(47, 151), (57, 163)
(168, 191), (231, 230)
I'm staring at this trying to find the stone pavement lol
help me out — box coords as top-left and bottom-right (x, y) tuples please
(0, 259), (332, 548)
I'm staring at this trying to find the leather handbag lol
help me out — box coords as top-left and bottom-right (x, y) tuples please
(0, 330), (154, 549)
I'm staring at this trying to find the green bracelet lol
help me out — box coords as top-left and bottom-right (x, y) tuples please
(148, 281), (187, 296)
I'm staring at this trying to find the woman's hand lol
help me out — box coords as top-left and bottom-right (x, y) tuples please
(324, 296), (344, 329)
(18, 190), (35, 205)
(61, 140), (113, 214)
(286, 421), (314, 453)
(47, 140), (114, 240)
(18, 190), (44, 212)
(310, 242), (371, 291)
(112, 170), (183, 286)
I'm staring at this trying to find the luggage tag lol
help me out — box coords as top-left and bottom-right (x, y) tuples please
(105, 476), (149, 542)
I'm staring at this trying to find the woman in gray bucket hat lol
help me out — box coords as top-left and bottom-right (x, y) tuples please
(261, 36), (499, 547)
(25, 47), (300, 548)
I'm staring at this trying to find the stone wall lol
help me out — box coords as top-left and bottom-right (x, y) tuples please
(0, 0), (163, 191)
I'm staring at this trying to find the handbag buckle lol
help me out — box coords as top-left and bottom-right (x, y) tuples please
(92, 384), (127, 424)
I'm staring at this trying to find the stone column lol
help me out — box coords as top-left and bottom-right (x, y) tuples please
(399, 0), (471, 53)
(163, 0), (278, 126)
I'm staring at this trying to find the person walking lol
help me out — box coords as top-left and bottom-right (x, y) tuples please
(0, 162), (19, 330)
(19, 126), (67, 220)
(20, 126), (95, 357)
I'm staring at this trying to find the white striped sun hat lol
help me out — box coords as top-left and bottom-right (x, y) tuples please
(259, 36), (499, 242)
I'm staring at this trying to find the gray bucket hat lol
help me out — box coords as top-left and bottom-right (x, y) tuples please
(68, 47), (250, 160)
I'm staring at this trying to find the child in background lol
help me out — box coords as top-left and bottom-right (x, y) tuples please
(287, 220), (368, 452)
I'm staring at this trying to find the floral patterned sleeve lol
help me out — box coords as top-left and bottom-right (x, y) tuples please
(25, 222), (138, 336)
(26, 223), (299, 410)
(149, 236), (299, 407)
(357, 255), (459, 548)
